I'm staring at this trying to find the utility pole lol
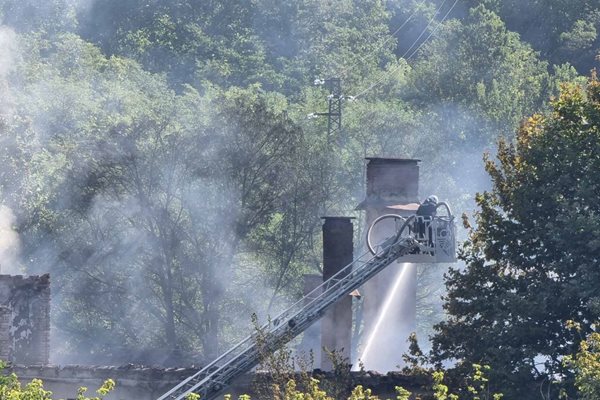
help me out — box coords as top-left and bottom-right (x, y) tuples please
(311, 77), (342, 143)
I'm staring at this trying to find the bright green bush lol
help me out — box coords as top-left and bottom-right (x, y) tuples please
(0, 361), (115, 400)
(563, 324), (600, 400)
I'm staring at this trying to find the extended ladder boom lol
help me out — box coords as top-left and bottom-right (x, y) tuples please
(157, 237), (419, 400)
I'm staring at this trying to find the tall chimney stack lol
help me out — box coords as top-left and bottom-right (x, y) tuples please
(320, 217), (354, 370)
(356, 158), (420, 371)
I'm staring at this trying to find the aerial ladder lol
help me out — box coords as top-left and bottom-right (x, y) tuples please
(157, 203), (455, 400)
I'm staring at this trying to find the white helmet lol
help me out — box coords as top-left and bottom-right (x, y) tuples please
(425, 195), (439, 204)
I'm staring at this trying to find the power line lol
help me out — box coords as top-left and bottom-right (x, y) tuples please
(405, 0), (459, 60)
(351, 0), (448, 99)
(347, 0), (426, 73)
(400, 0), (450, 59)
(351, 0), (458, 100)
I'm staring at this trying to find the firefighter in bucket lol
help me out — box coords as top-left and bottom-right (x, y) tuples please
(366, 195), (456, 262)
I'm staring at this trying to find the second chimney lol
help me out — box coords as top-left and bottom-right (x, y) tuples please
(320, 217), (354, 370)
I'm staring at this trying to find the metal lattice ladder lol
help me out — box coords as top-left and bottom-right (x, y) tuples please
(157, 237), (420, 400)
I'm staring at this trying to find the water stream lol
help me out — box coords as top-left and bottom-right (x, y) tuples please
(355, 263), (415, 371)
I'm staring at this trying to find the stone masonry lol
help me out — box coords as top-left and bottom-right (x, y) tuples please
(0, 306), (12, 362)
(0, 274), (50, 364)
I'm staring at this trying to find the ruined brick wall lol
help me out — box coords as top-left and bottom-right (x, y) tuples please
(0, 274), (50, 364)
(0, 306), (12, 362)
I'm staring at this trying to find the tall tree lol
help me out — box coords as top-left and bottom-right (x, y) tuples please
(431, 77), (600, 399)
(412, 5), (550, 136)
(2, 33), (320, 363)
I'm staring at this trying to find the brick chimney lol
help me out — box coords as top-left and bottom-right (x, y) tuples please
(320, 217), (354, 370)
(356, 158), (419, 371)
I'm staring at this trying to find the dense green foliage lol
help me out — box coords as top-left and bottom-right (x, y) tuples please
(0, 3), (597, 397)
(431, 80), (600, 398)
(464, 0), (600, 73)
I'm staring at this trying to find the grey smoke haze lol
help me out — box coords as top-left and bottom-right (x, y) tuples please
(0, 0), (560, 374)
(0, 205), (22, 275)
(346, 97), (496, 369)
(0, 26), (21, 276)
(0, 26), (17, 79)
(0, 25), (303, 366)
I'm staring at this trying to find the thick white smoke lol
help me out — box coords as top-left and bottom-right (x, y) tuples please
(0, 27), (22, 275)
(0, 26), (18, 78)
(0, 26), (18, 116)
(0, 205), (22, 274)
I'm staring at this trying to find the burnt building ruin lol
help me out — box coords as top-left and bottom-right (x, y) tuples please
(0, 157), (438, 399)
(0, 274), (50, 365)
(297, 159), (421, 372)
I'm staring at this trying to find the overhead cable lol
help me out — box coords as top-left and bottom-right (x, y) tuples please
(351, 0), (458, 100)
(347, 0), (426, 73)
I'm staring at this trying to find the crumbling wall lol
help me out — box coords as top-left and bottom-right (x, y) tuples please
(0, 306), (12, 362)
(0, 274), (50, 364)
